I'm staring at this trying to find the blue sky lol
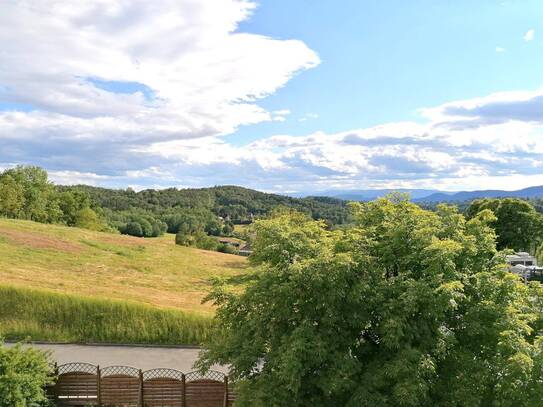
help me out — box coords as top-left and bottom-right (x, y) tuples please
(1, 0), (543, 193)
(231, 0), (543, 144)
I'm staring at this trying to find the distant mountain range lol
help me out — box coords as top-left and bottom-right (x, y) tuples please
(302, 186), (543, 202)
(413, 185), (543, 203)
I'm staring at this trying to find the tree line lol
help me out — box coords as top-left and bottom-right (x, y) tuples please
(3, 166), (543, 260)
(0, 166), (350, 245)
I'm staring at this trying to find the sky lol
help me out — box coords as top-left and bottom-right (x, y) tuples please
(1, 0), (543, 194)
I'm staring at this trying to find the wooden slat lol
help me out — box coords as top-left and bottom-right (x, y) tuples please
(185, 379), (225, 407)
(143, 378), (184, 407)
(100, 374), (140, 406)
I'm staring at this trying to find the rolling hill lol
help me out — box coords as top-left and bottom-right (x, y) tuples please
(0, 218), (248, 344)
(0, 218), (247, 314)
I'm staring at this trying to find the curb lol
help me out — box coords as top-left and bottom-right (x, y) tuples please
(4, 340), (201, 349)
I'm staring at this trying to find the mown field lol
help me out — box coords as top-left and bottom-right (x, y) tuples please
(0, 218), (247, 344)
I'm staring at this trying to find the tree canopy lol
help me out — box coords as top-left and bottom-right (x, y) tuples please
(466, 198), (543, 253)
(198, 197), (543, 406)
(0, 166), (111, 233)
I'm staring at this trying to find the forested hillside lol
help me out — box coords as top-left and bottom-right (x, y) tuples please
(65, 184), (350, 226)
(0, 166), (350, 245)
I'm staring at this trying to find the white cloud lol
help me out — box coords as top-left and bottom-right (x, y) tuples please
(495, 47), (506, 53)
(298, 112), (319, 122)
(524, 29), (535, 41)
(0, 0), (319, 167)
(2, 2), (543, 194)
(271, 109), (291, 122)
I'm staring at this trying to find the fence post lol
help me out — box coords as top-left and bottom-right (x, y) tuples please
(223, 376), (229, 407)
(50, 362), (59, 403)
(139, 369), (144, 407)
(182, 373), (186, 407)
(97, 365), (101, 407)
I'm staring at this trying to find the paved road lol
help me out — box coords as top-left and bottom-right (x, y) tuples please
(7, 343), (227, 373)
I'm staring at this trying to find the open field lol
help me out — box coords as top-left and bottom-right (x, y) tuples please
(0, 218), (247, 315)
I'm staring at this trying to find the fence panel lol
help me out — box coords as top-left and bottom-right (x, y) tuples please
(100, 366), (141, 407)
(143, 368), (184, 407)
(50, 363), (99, 406)
(47, 363), (236, 406)
(185, 371), (226, 407)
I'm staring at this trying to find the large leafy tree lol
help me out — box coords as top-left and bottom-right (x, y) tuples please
(466, 198), (543, 253)
(1, 166), (59, 223)
(198, 196), (543, 406)
(0, 175), (25, 218)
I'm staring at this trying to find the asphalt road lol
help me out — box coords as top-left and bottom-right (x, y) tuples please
(7, 343), (227, 373)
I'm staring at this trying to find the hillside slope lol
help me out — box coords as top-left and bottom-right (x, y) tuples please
(0, 218), (247, 315)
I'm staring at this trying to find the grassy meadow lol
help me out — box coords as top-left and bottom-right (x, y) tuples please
(0, 218), (247, 344)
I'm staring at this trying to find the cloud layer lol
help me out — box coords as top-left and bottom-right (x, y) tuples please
(1, 1), (543, 193)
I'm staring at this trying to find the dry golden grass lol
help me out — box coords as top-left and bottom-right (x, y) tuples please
(0, 218), (247, 316)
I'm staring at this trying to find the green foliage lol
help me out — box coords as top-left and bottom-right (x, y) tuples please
(217, 243), (238, 255)
(113, 211), (167, 237)
(74, 208), (105, 231)
(2, 166), (350, 241)
(0, 166), (109, 232)
(222, 222), (234, 236)
(192, 230), (220, 251)
(0, 339), (54, 407)
(175, 229), (221, 251)
(175, 230), (194, 246)
(0, 175), (25, 218)
(65, 184), (351, 228)
(0, 166), (56, 222)
(198, 197), (543, 406)
(466, 198), (543, 252)
(0, 285), (212, 345)
(124, 221), (143, 237)
(537, 242), (543, 266)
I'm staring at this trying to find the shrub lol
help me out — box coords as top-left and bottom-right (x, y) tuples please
(0, 340), (54, 407)
(193, 231), (219, 251)
(217, 243), (238, 254)
(175, 230), (193, 246)
(124, 221), (143, 237)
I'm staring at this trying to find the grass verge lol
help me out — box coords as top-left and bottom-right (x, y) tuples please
(0, 285), (212, 345)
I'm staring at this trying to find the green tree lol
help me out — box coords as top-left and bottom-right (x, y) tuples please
(2, 166), (56, 222)
(124, 221), (143, 237)
(198, 197), (543, 407)
(0, 340), (54, 407)
(175, 230), (194, 246)
(466, 198), (543, 252)
(74, 208), (102, 231)
(57, 189), (91, 226)
(0, 175), (25, 218)
(222, 222), (234, 236)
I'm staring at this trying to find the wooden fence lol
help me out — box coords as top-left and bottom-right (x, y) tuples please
(47, 362), (236, 407)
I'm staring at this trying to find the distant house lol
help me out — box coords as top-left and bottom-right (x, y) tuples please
(239, 243), (252, 257)
(506, 252), (543, 281)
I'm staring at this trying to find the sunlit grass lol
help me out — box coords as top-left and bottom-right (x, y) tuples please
(0, 218), (247, 315)
(0, 285), (212, 344)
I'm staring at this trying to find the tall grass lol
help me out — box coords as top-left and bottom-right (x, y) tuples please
(0, 285), (212, 345)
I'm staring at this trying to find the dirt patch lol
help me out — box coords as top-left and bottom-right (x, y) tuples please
(99, 235), (148, 247)
(0, 227), (81, 253)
